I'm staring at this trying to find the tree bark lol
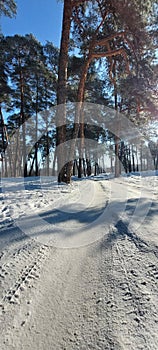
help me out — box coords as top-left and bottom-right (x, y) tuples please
(57, 0), (72, 183)
(19, 64), (27, 177)
(66, 57), (92, 182)
(114, 84), (120, 178)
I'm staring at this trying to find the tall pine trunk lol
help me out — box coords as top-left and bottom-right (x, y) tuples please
(66, 57), (92, 182)
(57, 0), (72, 183)
(114, 92), (120, 177)
(0, 106), (9, 177)
(19, 65), (27, 177)
(35, 79), (39, 177)
(77, 58), (92, 178)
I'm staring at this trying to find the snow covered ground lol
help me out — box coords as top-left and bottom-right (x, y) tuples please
(0, 172), (158, 349)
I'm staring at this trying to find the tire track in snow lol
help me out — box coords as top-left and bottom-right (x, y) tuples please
(0, 240), (50, 324)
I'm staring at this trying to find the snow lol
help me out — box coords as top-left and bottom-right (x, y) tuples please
(0, 172), (158, 349)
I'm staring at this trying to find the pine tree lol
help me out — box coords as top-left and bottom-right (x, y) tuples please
(0, 0), (17, 18)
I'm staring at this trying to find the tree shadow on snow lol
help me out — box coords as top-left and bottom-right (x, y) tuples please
(0, 195), (157, 251)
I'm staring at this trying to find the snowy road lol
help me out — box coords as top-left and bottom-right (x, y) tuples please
(0, 176), (158, 349)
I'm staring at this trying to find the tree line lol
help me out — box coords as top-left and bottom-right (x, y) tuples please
(0, 0), (157, 181)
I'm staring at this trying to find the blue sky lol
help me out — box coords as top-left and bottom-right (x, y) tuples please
(0, 0), (63, 47)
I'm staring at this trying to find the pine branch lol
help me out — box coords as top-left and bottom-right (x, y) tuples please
(95, 32), (127, 47)
(95, 9), (109, 34)
(91, 48), (126, 58)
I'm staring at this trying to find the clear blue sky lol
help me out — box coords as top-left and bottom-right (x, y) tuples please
(0, 0), (63, 47)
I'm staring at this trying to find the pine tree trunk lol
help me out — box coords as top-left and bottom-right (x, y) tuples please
(57, 0), (72, 183)
(86, 158), (91, 176)
(46, 131), (49, 176)
(128, 145), (132, 173)
(77, 58), (91, 178)
(35, 80), (39, 177)
(19, 67), (27, 177)
(114, 135), (120, 177)
(29, 153), (35, 176)
(0, 106), (6, 176)
(140, 142), (143, 172)
(52, 148), (57, 176)
(78, 157), (82, 178)
(66, 57), (92, 182)
(113, 72), (120, 177)
(132, 145), (135, 172)
(14, 130), (20, 176)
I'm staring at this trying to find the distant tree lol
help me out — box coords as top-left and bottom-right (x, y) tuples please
(149, 140), (158, 170)
(2, 35), (41, 176)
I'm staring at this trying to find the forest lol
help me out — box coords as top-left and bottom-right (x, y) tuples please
(0, 0), (158, 183)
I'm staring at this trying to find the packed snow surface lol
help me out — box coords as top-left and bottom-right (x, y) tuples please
(0, 172), (158, 349)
